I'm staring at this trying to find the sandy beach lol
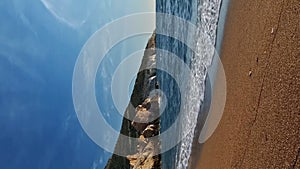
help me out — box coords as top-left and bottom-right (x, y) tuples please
(195, 0), (300, 168)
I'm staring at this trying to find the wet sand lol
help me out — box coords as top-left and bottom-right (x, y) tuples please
(195, 0), (300, 168)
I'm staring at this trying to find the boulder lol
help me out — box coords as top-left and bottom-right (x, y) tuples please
(142, 124), (158, 138)
(132, 108), (152, 133)
(142, 98), (151, 110)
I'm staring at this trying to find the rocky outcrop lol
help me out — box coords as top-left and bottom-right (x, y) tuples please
(132, 97), (160, 134)
(127, 96), (160, 169)
(105, 32), (161, 169)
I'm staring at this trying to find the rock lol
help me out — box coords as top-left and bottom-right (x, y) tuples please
(142, 98), (151, 110)
(127, 154), (145, 168)
(142, 124), (158, 138)
(127, 139), (158, 169)
(137, 135), (147, 152)
(132, 105), (153, 133)
(148, 97), (160, 120)
(105, 32), (160, 169)
(138, 135), (146, 143)
(143, 141), (155, 156)
(136, 104), (144, 111)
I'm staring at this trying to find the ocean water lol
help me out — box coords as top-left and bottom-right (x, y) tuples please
(156, 0), (223, 168)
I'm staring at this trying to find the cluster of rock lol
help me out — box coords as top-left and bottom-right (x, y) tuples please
(104, 32), (160, 169)
(127, 96), (161, 169)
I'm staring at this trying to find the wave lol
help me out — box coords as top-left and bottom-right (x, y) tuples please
(157, 0), (223, 168)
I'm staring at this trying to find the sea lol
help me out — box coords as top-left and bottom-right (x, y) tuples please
(156, 0), (229, 168)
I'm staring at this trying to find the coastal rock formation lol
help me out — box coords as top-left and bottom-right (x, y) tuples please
(104, 32), (161, 169)
(126, 97), (160, 169)
(132, 106), (152, 133)
(132, 97), (160, 134)
(127, 139), (160, 168)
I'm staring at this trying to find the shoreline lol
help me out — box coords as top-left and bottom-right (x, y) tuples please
(195, 0), (299, 168)
(188, 0), (231, 168)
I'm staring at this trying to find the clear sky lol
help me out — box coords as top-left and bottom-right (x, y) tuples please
(0, 0), (154, 168)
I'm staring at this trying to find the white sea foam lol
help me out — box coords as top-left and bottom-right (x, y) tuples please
(157, 0), (223, 168)
(175, 0), (223, 168)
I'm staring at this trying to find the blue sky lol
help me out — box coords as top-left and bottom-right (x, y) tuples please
(0, 0), (154, 168)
